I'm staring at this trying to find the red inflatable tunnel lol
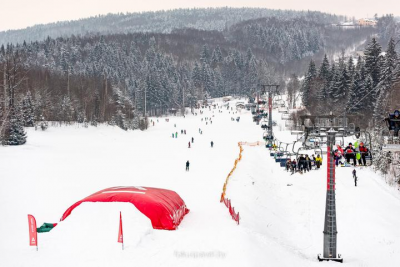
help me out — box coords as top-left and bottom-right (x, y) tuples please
(60, 186), (189, 230)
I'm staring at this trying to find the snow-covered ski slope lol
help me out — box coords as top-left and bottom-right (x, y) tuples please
(1, 98), (400, 267)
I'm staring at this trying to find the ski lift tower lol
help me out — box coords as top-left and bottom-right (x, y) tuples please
(261, 84), (280, 148)
(298, 115), (354, 263)
(318, 128), (343, 263)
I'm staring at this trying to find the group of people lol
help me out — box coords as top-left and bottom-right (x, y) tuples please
(336, 142), (370, 167)
(286, 154), (323, 174)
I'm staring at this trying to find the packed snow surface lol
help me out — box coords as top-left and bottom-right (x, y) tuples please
(1, 98), (400, 267)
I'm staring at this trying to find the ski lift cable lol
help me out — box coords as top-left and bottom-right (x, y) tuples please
(340, 84), (381, 117)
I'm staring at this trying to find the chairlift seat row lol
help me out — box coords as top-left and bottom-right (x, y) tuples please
(276, 157), (288, 163)
(382, 144), (400, 152)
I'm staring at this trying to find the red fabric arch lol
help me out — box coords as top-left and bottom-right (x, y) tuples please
(60, 186), (189, 230)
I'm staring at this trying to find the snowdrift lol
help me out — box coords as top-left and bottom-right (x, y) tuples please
(61, 186), (189, 230)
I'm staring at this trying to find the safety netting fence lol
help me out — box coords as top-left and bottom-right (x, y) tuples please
(220, 141), (265, 225)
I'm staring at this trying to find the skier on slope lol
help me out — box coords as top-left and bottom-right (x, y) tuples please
(192, 137), (194, 143)
(186, 161), (190, 171)
(188, 142), (191, 148)
(352, 169), (357, 187)
(211, 141), (214, 148)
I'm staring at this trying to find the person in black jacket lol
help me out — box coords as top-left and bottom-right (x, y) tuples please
(305, 155), (311, 172)
(298, 155), (305, 172)
(291, 159), (297, 174)
(343, 143), (357, 166)
(186, 160), (190, 171)
(352, 169), (357, 186)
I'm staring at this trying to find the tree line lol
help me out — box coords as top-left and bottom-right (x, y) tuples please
(0, 12), (375, 145)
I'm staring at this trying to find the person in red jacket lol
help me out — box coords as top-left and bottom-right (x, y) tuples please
(358, 142), (369, 166)
(343, 143), (357, 166)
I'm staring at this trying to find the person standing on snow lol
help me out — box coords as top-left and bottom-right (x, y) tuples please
(305, 155), (311, 172)
(286, 159), (292, 172)
(298, 155), (305, 172)
(211, 141), (214, 148)
(291, 159), (297, 174)
(311, 155), (316, 169)
(188, 142), (191, 148)
(315, 154), (322, 169)
(192, 137), (194, 143)
(352, 169), (357, 187)
(186, 161), (190, 171)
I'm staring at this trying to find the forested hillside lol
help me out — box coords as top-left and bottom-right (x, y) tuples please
(0, 8), (376, 145)
(0, 8), (345, 45)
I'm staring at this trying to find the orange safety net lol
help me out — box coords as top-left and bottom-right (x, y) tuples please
(220, 142), (243, 225)
(239, 141), (264, 146)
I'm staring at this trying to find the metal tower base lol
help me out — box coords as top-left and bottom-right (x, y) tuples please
(318, 254), (343, 263)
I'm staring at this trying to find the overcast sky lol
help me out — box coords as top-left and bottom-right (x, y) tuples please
(2, 0), (399, 31)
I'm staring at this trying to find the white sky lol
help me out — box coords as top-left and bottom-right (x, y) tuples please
(2, 0), (399, 31)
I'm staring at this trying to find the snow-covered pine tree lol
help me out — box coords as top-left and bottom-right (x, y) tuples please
(373, 37), (398, 128)
(316, 55), (330, 108)
(347, 56), (355, 84)
(326, 63), (336, 100)
(59, 96), (75, 124)
(211, 46), (223, 67)
(332, 63), (350, 103)
(364, 37), (383, 88)
(286, 74), (300, 109)
(363, 74), (374, 116)
(347, 59), (367, 114)
(200, 44), (211, 65)
(301, 59), (317, 109)
(22, 91), (35, 127)
(319, 54), (330, 81)
(113, 85), (128, 130)
(192, 61), (202, 90)
(4, 104), (27, 145)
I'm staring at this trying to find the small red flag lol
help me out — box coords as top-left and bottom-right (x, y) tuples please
(27, 214), (37, 247)
(118, 212), (123, 244)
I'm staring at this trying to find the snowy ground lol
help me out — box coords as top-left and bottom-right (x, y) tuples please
(1, 98), (400, 267)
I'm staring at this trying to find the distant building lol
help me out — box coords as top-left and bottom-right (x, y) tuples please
(236, 102), (245, 109)
(357, 18), (377, 27)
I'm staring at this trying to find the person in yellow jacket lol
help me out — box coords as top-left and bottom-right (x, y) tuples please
(272, 143), (277, 151)
(315, 154), (322, 169)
